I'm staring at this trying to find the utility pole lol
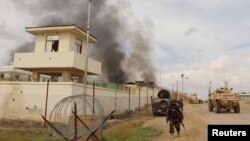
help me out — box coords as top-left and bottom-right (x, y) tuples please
(138, 87), (141, 116)
(114, 83), (118, 118)
(44, 80), (49, 127)
(129, 87), (131, 113)
(92, 82), (95, 116)
(181, 74), (184, 93)
(239, 76), (242, 94)
(83, 0), (92, 116)
(146, 82), (149, 115)
(209, 81), (212, 95)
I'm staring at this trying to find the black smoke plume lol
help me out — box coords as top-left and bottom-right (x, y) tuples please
(9, 0), (156, 83)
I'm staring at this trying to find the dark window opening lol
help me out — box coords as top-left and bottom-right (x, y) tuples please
(75, 38), (82, 54)
(46, 35), (59, 52)
(52, 41), (59, 52)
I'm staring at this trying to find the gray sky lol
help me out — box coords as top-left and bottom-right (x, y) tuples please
(1, 0), (250, 99)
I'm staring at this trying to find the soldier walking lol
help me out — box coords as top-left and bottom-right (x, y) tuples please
(166, 99), (184, 139)
(178, 98), (184, 111)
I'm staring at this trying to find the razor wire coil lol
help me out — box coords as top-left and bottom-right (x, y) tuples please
(48, 94), (108, 140)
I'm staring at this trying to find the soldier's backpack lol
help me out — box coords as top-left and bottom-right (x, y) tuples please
(168, 105), (183, 120)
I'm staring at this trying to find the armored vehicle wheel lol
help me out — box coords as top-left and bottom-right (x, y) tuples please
(208, 100), (213, 111)
(215, 101), (221, 113)
(234, 104), (240, 113)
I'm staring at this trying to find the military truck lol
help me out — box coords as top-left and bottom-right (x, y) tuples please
(151, 89), (183, 116)
(189, 93), (198, 104)
(151, 89), (171, 116)
(208, 87), (240, 113)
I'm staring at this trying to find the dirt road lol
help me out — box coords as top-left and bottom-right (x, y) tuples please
(143, 101), (250, 141)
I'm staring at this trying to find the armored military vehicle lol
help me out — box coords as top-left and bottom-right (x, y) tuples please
(151, 89), (171, 116)
(189, 93), (198, 104)
(208, 87), (240, 113)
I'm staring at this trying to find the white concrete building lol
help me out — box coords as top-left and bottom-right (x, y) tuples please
(0, 25), (156, 121)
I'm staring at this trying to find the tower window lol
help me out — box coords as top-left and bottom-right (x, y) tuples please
(46, 35), (59, 52)
(75, 38), (82, 54)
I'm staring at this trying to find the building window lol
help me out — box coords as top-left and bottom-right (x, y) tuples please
(46, 35), (59, 52)
(75, 38), (82, 54)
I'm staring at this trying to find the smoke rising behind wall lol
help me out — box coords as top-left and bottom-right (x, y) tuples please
(3, 42), (34, 65)
(9, 0), (156, 83)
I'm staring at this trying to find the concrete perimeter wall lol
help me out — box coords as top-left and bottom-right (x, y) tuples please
(0, 82), (158, 121)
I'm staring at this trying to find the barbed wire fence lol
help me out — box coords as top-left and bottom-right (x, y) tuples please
(42, 94), (115, 141)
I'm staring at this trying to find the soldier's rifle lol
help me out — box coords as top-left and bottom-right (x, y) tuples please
(176, 106), (185, 129)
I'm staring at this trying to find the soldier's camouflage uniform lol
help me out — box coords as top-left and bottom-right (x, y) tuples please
(167, 101), (184, 135)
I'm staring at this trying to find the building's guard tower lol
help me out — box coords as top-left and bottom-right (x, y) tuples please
(14, 25), (101, 83)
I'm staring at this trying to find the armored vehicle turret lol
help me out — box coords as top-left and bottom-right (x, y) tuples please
(151, 89), (171, 116)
